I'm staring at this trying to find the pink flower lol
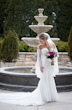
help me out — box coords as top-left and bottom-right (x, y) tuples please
(49, 52), (55, 56)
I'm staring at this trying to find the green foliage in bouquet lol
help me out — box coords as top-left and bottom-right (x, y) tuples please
(55, 41), (68, 52)
(1, 30), (19, 62)
(68, 27), (72, 61)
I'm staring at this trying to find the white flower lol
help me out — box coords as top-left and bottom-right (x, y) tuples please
(47, 53), (50, 56)
(49, 48), (53, 52)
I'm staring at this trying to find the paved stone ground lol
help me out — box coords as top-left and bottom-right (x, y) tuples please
(0, 89), (72, 110)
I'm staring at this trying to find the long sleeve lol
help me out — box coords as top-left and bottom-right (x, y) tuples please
(37, 49), (43, 67)
(53, 46), (59, 58)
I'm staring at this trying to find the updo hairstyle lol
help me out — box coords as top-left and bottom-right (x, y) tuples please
(38, 32), (48, 40)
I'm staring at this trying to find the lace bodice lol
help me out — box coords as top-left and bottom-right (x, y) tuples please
(41, 48), (49, 55)
(37, 47), (58, 67)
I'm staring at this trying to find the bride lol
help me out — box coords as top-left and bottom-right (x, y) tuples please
(0, 32), (59, 106)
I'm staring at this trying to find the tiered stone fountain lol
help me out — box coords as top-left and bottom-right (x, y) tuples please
(21, 8), (60, 50)
(0, 8), (72, 92)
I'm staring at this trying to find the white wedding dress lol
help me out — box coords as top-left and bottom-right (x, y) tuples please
(0, 47), (59, 106)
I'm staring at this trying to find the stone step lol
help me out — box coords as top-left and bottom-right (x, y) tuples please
(0, 82), (36, 92)
(0, 82), (72, 92)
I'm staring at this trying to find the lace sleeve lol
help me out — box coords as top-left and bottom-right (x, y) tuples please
(37, 49), (43, 67)
(53, 46), (59, 57)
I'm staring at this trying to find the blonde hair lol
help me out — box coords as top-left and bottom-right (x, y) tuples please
(38, 32), (48, 40)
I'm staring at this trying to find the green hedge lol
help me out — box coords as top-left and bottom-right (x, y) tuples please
(55, 41), (68, 52)
(19, 40), (68, 52)
(0, 38), (68, 52)
(19, 40), (36, 52)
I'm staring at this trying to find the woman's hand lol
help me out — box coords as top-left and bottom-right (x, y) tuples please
(40, 67), (45, 73)
(52, 60), (54, 63)
(51, 60), (54, 65)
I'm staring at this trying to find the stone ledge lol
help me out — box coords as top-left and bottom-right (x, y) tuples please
(19, 52), (68, 54)
(59, 52), (68, 54)
(0, 83), (72, 92)
(19, 52), (36, 54)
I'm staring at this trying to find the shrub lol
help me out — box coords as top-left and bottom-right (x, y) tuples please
(19, 40), (68, 52)
(0, 37), (4, 61)
(68, 27), (72, 61)
(19, 40), (36, 52)
(0, 43), (1, 61)
(55, 41), (68, 52)
(1, 30), (19, 62)
(0, 37), (4, 42)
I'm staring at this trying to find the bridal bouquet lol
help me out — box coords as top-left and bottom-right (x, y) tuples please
(44, 50), (58, 65)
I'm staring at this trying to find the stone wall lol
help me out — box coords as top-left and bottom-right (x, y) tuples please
(58, 52), (70, 67)
(15, 52), (71, 67)
(15, 52), (37, 66)
(0, 52), (71, 67)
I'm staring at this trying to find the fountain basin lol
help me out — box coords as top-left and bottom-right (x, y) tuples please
(29, 25), (53, 35)
(2, 66), (72, 73)
(21, 37), (60, 50)
(34, 16), (48, 25)
(0, 66), (72, 92)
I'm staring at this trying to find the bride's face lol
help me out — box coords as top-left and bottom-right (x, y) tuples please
(39, 38), (45, 45)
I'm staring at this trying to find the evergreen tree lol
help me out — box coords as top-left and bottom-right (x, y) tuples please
(1, 0), (72, 41)
(1, 29), (19, 62)
(0, 0), (5, 37)
(4, 0), (37, 39)
(68, 27), (72, 61)
(4, 0), (58, 39)
(56, 0), (72, 41)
